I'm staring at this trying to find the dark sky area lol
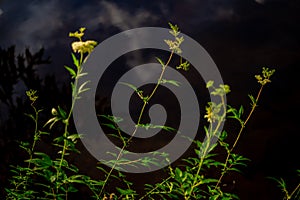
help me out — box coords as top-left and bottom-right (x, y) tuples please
(0, 0), (300, 199)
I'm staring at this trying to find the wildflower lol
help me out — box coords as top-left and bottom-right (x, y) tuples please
(26, 89), (38, 102)
(71, 40), (97, 54)
(69, 27), (86, 40)
(51, 108), (58, 116)
(69, 27), (97, 54)
(164, 37), (184, 54)
(176, 60), (190, 71)
(164, 23), (184, 54)
(255, 67), (275, 85)
(204, 105), (214, 123)
(204, 102), (223, 123)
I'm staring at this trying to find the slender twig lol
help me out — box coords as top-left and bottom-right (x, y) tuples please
(215, 85), (264, 188)
(55, 52), (83, 194)
(289, 183), (300, 199)
(187, 95), (227, 199)
(98, 51), (174, 198)
(28, 101), (39, 169)
(139, 176), (172, 200)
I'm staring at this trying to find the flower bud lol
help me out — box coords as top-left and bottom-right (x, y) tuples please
(51, 108), (58, 116)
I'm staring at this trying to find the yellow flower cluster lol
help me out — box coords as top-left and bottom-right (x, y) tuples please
(164, 23), (184, 54)
(69, 27), (86, 40)
(71, 40), (97, 54)
(255, 67), (275, 86)
(204, 105), (214, 123)
(69, 27), (97, 54)
(26, 89), (38, 103)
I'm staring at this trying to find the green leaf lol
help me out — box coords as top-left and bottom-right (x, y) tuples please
(78, 81), (90, 94)
(66, 185), (78, 193)
(228, 167), (242, 173)
(101, 123), (118, 130)
(119, 82), (138, 91)
(96, 166), (109, 175)
(50, 175), (56, 183)
(44, 117), (59, 129)
(39, 131), (50, 135)
(116, 187), (135, 195)
(156, 57), (165, 67)
(119, 82), (145, 99)
(206, 80), (214, 88)
(29, 152), (52, 167)
(160, 125), (177, 132)
(67, 164), (79, 173)
(64, 66), (76, 78)
(54, 135), (64, 143)
(202, 178), (218, 184)
(71, 53), (79, 68)
(248, 94), (257, 106)
(67, 134), (81, 142)
(136, 123), (176, 132)
(160, 79), (181, 87)
(99, 115), (123, 123)
(238, 105), (244, 117)
(176, 60), (190, 71)
(57, 106), (67, 119)
(77, 72), (88, 78)
(175, 167), (182, 178)
(24, 113), (36, 122)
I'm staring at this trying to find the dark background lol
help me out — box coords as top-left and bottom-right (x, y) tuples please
(0, 0), (300, 199)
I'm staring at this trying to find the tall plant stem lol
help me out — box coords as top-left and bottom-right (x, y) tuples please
(98, 51), (174, 198)
(289, 183), (300, 200)
(215, 85), (264, 188)
(186, 95), (226, 199)
(21, 100), (40, 191)
(55, 52), (83, 192)
(28, 101), (39, 169)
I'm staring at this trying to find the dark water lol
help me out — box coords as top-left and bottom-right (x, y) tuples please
(0, 0), (300, 199)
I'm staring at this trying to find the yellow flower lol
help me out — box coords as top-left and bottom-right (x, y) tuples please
(71, 40), (97, 54)
(204, 106), (213, 123)
(69, 27), (86, 40)
(51, 108), (58, 116)
(26, 89), (38, 102)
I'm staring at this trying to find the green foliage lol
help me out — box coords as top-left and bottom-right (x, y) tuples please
(5, 28), (133, 200)
(5, 24), (291, 200)
(270, 171), (300, 200)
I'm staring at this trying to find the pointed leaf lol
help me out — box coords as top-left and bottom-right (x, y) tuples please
(119, 82), (138, 91)
(78, 81), (90, 94)
(58, 106), (67, 119)
(160, 79), (181, 87)
(156, 57), (165, 67)
(64, 66), (76, 78)
(71, 53), (79, 68)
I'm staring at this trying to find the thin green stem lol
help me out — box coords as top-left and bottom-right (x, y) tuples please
(55, 52), (83, 194)
(188, 142), (209, 199)
(215, 85), (264, 188)
(187, 95), (227, 199)
(139, 176), (172, 200)
(212, 95), (227, 137)
(28, 102), (39, 169)
(20, 100), (40, 193)
(137, 102), (148, 128)
(148, 51), (174, 101)
(289, 183), (300, 199)
(98, 51), (174, 198)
